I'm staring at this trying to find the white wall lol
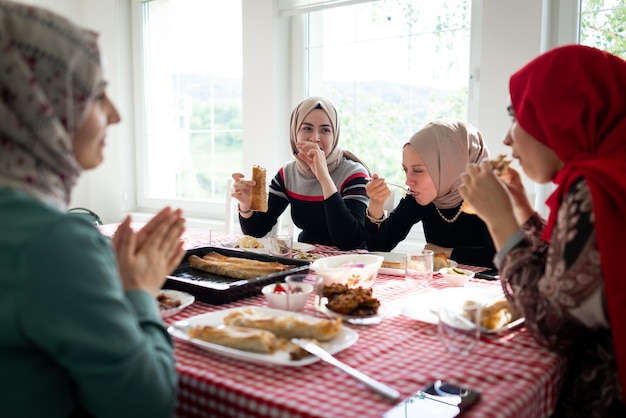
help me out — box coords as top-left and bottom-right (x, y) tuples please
(22, 0), (570, 229)
(472, 0), (544, 212)
(24, 0), (134, 224)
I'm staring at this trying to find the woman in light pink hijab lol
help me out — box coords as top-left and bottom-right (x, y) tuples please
(365, 118), (496, 267)
(232, 97), (370, 249)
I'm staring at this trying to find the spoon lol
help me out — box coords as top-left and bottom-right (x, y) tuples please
(365, 178), (416, 195)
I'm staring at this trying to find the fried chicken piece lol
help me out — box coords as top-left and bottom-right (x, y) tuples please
(322, 284), (380, 316)
(323, 283), (350, 299)
(325, 293), (360, 314)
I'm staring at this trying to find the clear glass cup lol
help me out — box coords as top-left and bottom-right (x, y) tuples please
(438, 298), (481, 355)
(267, 234), (293, 257)
(405, 249), (434, 288)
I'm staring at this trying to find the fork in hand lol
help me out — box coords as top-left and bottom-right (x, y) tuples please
(365, 178), (416, 196)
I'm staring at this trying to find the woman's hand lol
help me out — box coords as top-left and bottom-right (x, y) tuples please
(231, 172), (254, 217)
(499, 166), (534, 224)
(365, 174), (391, 218)
(296, 142), (330, 179)
(296, 142), (337, 198)
(113, 208), (186, 296)
(459, 161), (519, 250)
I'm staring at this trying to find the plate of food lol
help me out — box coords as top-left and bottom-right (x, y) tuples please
(370, 251), (457, 276)
(400, 287), (524, 334)
(315, 283), (386, 325)
(292, 252), (322, 261)
(168, 307), (358, 366)
(158, 289), (195, 319)
(223, 236), (315, 254)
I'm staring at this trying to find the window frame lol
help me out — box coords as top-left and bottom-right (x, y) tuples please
(130, 0), (578, 230)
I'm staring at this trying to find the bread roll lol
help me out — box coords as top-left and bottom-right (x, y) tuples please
(433, 253), (450, 270)
(250, 165), (268, 212)
(481, 299), (514, 330)
(461, 154), (512, 214)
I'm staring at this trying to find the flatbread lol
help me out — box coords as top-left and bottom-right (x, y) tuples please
(189, 325), (277, 353)
(223, 308), (342, 341)
(188, 252), (294, 280)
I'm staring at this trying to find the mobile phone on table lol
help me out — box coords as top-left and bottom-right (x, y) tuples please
(474, 268), (499, 281)
(383, 380), (480, 418)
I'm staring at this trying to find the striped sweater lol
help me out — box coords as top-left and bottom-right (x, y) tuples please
(239, 158), (369, 249)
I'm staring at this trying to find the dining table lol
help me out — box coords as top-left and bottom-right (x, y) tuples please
(99, 224), (567, 418)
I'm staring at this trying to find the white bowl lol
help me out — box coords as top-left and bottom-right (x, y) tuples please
(261, 282), (313, 311)
(439, 267), (475, 287)
(309, 254), (384, 288)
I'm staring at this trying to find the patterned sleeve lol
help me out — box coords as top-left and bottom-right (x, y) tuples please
(499, 178), (605, 352)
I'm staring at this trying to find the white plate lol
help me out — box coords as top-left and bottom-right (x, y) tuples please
(223, 238), (315, 254)
(400, 287), (524, 334)
(316, 300), (387, 326)
(371, 252), (457, 276)
(158, 290), (195, 319)
(168, 307), (358, 366)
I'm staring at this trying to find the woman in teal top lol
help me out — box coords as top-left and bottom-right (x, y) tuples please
(0, 1), (185, 417)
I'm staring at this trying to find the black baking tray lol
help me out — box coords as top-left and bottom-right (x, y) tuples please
(163, 246), (310, 305)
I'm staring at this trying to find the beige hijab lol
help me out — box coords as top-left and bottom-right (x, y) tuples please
(406, 118), (489, 208)
(289, 97), (368, 177)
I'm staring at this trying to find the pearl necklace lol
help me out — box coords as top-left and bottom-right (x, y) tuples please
(434, 205), (463, 223)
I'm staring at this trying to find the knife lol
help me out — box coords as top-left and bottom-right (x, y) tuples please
(291, 338), (401, 402)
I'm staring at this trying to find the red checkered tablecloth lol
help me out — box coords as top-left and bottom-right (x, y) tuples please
(99, 225), (566, 417)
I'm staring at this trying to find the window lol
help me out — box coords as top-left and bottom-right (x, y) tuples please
(135, 0), (242, 218)
(304, 0), (471, 184)
(579, 0), (626, 58)
(134, 0), (471, 221)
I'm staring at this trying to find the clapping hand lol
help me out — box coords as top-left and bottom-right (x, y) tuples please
(112, 207), (186, 295)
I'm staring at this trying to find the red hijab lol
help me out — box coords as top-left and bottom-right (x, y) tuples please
(510, 44), (626, 398)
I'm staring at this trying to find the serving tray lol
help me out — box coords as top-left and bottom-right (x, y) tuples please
(164, 246), (309, 305)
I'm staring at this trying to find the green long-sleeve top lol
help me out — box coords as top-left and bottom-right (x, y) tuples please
(0, 189), (177, 418)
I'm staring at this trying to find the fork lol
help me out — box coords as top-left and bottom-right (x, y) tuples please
(365, 178), (416, 195)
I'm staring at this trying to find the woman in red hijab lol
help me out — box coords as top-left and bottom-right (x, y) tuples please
(459, 44), (626, 416)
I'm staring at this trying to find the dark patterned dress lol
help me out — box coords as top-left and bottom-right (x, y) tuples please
(498, 178), (625, 417)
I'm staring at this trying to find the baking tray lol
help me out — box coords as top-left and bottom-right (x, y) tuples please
(163, 246), (309, 305)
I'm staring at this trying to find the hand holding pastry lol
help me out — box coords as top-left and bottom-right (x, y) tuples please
(231, 172), (254, 215)
(498, 166), (534, 224)
(459, 162), (519, 250)
(460, 154), (512, 215)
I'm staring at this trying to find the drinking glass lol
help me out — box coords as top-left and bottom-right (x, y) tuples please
(405, 249), (434, 288)
(267, 234), (293, 257)
(438, 298), (481, 355)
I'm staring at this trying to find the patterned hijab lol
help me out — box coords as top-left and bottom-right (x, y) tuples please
(509, 44), (626, 399)
(406, 118), (489, 208)
(289, 96), (368, 177)
(0, 0), (103, 209)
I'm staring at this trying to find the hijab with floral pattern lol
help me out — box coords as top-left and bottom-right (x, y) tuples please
(509, 44), (626, 399)
(0, 0), (103, 209)
(289, 96), (369, 177)
(406, 118), (490, 209)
